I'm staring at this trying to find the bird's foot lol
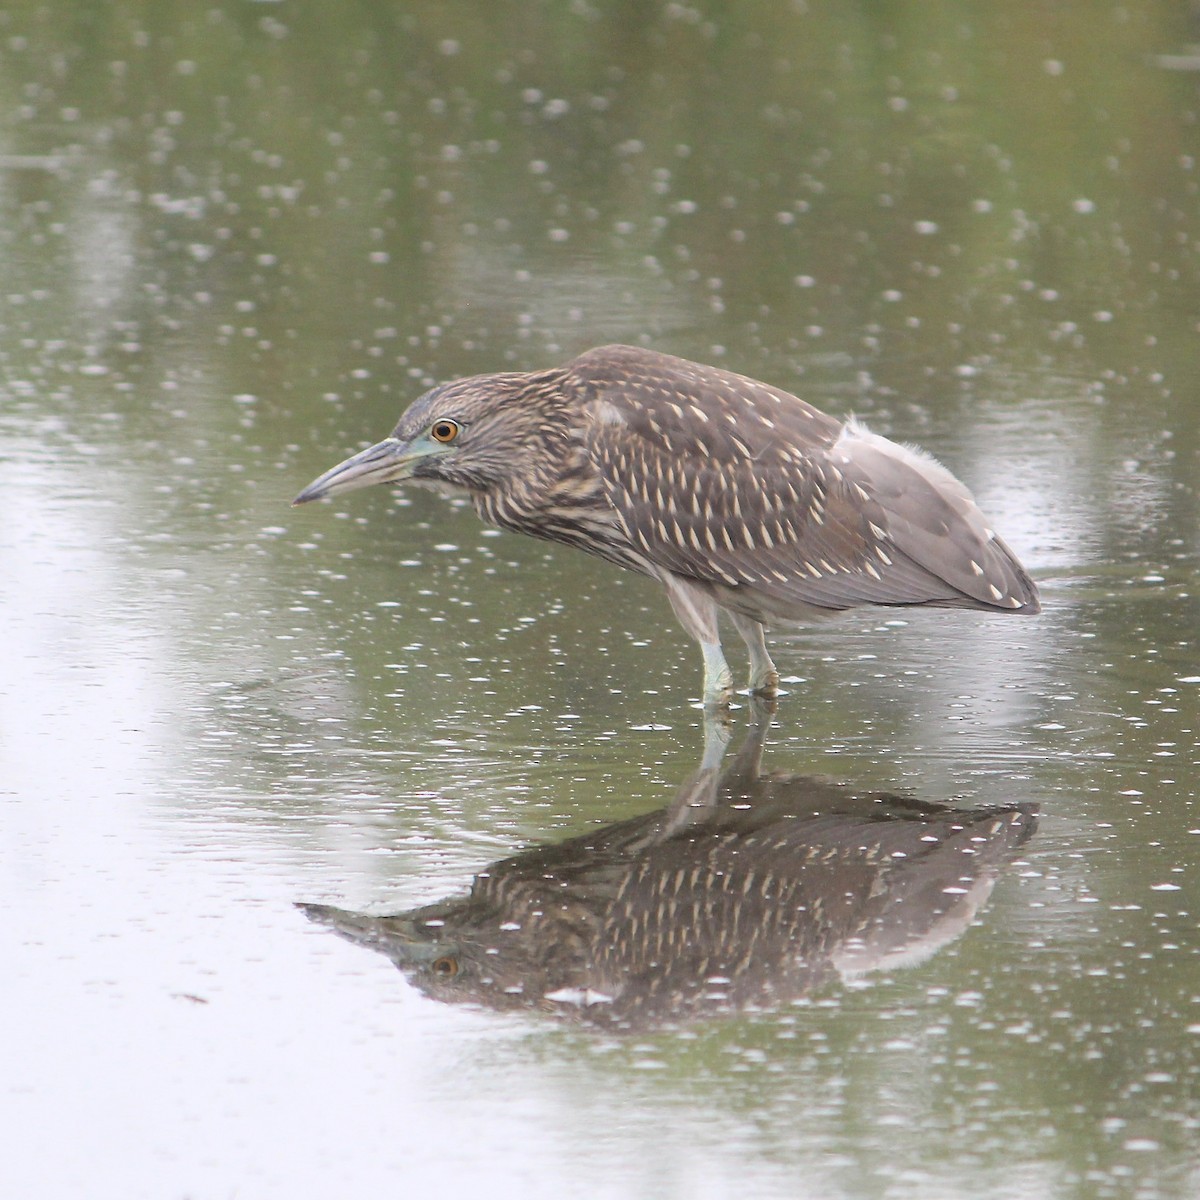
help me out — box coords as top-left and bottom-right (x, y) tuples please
(745, 691), (779, 726)
(747, 667), (780, 698)
(701, 684), (735, 714)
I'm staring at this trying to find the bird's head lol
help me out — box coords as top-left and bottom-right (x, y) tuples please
(300, 893), (580, 1011)
(292, 368), (570, 506)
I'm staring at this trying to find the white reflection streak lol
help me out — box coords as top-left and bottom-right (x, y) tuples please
(798, 403), (1075, 792)
(0, 458), (173, 832)
(68, 176), (139, 343)
(965, 402), (1095, 578)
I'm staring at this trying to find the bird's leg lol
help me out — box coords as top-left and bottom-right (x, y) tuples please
(658, 572), (734, 709)
(719, 693), (776, 794)
(728, 611), (780, 697)
(656, 709), (732, 840)
(701, 643), (735, 709)
(700, 703), (734, 772)
(657, 696), (777, 842)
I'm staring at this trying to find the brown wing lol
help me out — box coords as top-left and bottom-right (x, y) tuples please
(830, 423), (1040, 611)
(567, 345), (1039, 616)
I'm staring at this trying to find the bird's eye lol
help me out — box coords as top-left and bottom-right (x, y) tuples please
(431, 955), (459, 978)
(430, 419), (461, 444)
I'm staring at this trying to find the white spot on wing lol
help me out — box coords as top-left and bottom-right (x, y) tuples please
(591, 400), (628, 427)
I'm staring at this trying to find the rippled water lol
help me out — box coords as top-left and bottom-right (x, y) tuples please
(3, 4), (1199, 1198)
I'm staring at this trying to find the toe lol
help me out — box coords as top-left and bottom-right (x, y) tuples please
(749, 669), (780, 697)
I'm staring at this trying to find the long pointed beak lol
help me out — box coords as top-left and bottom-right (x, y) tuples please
(298, 903), (454, 964)
(292, 437), (417, 505)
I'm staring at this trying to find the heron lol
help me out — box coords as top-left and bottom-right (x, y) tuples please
(294, 344), (1039, 708)
(301, 700), (1038, 1029)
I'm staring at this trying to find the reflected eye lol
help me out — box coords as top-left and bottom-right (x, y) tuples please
(431, 956), (459, 978)
(430, 419), (461, 444)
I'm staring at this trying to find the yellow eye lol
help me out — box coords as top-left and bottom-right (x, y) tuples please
(431, 955), (459, 978)
(430, 419), (461, 444)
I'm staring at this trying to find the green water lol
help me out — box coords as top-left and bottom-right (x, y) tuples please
(3, 3), (1198, 1197)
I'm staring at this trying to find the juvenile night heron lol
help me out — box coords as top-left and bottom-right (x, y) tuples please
(302, 704), (1037, 1029)
(294, 345), (1039, 706)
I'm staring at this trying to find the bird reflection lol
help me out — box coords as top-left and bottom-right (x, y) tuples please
(302, 705), (1036, 1030)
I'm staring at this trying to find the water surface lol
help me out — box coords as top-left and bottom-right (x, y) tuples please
(3, 4), (1198, 1197)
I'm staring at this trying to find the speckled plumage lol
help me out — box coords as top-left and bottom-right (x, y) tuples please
(301, 708), (1038, 1029)
(294, 344), (1040, 705)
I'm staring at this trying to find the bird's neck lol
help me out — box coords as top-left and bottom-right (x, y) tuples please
(470, 441), (646, 572)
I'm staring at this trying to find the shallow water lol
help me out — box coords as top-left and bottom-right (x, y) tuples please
(3, 4), (1199, 1197)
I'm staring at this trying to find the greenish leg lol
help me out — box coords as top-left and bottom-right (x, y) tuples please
(657, 709), (731, 839)
(701, 642), (735, 710)
(659, 572), (734, 709)
(729, 612), (780, 696)
(700, 704), (734, 771)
